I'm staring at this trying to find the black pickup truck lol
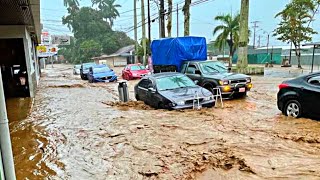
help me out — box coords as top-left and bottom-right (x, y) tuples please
(179, 60), (252, 98)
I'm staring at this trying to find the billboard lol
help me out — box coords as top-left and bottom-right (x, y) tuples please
(51, 35), (71, 45)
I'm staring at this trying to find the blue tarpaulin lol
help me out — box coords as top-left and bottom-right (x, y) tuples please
(151, 36), (207, 71)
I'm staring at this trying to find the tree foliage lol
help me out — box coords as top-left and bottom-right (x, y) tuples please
(59, 5), (134, 64)
(213, 13), (240, 67)
(274, 0), (318, 68)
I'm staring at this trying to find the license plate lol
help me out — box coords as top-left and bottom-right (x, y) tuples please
(239, 87), (246, 92)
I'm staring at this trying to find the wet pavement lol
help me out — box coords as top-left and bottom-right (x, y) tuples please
(7, 64), (320, 179)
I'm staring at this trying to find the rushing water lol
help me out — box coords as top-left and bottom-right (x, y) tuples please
(9, 65), (320, 179)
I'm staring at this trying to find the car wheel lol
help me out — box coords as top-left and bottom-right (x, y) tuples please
(284, 100), (302, 118)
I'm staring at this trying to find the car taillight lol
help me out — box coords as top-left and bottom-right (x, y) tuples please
(278, 83), (289, 90)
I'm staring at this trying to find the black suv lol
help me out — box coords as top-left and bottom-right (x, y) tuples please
(180, 61), (252, 98)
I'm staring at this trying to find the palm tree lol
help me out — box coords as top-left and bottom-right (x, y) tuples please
(63, 0), (79, 7)
(213, 14), (240, 68)
(92, 0), (121, 27)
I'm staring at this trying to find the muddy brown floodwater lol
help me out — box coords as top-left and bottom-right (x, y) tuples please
(8, 64), (320, 179)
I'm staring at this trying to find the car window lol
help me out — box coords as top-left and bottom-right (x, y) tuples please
(139, 79), (152, 89)
(186, 65), (197, 74)
(199, 61), (228, 74)
(308, 75), (320, 86)
(131, 65), (146, 71)
(181, 63), (187, 73)
(156, 75), (196, 91)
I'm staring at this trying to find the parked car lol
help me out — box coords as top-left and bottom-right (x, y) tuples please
(277, 72), (320, 118)
(80, 63), (96, 80)
(180, 61), (252, 98)
(88, 64), (117, 83)
(73, 64), (81, 75)
(122, 64), (150, 80)
(134, 72), (215, 109)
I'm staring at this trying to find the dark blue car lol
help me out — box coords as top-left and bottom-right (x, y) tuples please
(88, 64), (117, 83)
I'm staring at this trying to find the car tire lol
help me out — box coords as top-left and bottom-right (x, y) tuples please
(284, 99), (302, 118)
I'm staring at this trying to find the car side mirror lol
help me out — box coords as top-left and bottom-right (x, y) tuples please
(195, 70), (201, 75)
(148, 87), (156, 93)
(111, 69), (114, 71)
(228, 67), (232, 72)
(194, 80), (199, 85)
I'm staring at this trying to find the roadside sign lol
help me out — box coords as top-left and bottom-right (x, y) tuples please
(36, 46), (47, 53)
(51, 35), (70, 45)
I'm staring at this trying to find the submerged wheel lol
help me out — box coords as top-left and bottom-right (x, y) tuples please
(284, 100), (302, 118)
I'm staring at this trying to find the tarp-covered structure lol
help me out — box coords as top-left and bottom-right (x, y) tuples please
(151, 37), (207, 71)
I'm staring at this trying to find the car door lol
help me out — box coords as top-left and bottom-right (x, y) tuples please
(185, 64), (202, 84)
(137, 79), (151, 101)
(304, 75), (320, 116)
(145, 80), (158, 107)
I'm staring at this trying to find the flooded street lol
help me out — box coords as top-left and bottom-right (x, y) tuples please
(8, 64), (320, 179)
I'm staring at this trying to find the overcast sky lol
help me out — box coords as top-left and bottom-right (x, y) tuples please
(40, 0), (320, 46)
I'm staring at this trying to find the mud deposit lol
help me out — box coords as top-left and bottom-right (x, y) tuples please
(9, 64), (320, 179)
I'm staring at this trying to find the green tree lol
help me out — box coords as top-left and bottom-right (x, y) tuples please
(136, 38), (151, 57)
(63, 0), (79, 7)
(80, 40), (102, 62)
(92, 0), (121, 27)
(213, 14), (240, 68)
(59, 6), (134, 64)
(274, 0), (317, 68)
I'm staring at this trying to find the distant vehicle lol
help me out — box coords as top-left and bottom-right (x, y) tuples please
(73, 64), (81, 75)
(180, 61), (252, 98)
(80, 63), (96, 80)
(122, 64), (150, 80)
(88, 64), (117, 83)
(134, 72), (215, 109)
(277, 72), (320, 119)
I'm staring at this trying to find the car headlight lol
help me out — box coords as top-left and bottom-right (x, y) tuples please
(204, 96), (212, 101)
(219, 80), (229, 85)
(176, 101), (185, 106)
(246, 78), (251, 83)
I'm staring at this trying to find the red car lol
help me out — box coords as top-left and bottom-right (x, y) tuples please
(122, 64), (150, 80)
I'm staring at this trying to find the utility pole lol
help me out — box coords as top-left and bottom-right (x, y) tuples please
(0, 70), (16, 180)
(258, 35), (261, 48)
(141, 0), (147, 65)
(147, 0), (151, 41)
(167, 0), (173, 37)
(134, 0), (138, 63)
(251, 20), (259, 48)
(159, 0), (165, 38)
(266, 34), (270, 54)
(176, 3), (179, 37)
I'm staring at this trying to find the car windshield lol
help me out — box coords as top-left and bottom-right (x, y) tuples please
(83, 63), (95, 69)
(93, 67), (110, 73)
(199, 61), (228, 74)
(75, 65), (81, 69)
(131, 65), (146, 71)
(156, 75), (196, 91)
